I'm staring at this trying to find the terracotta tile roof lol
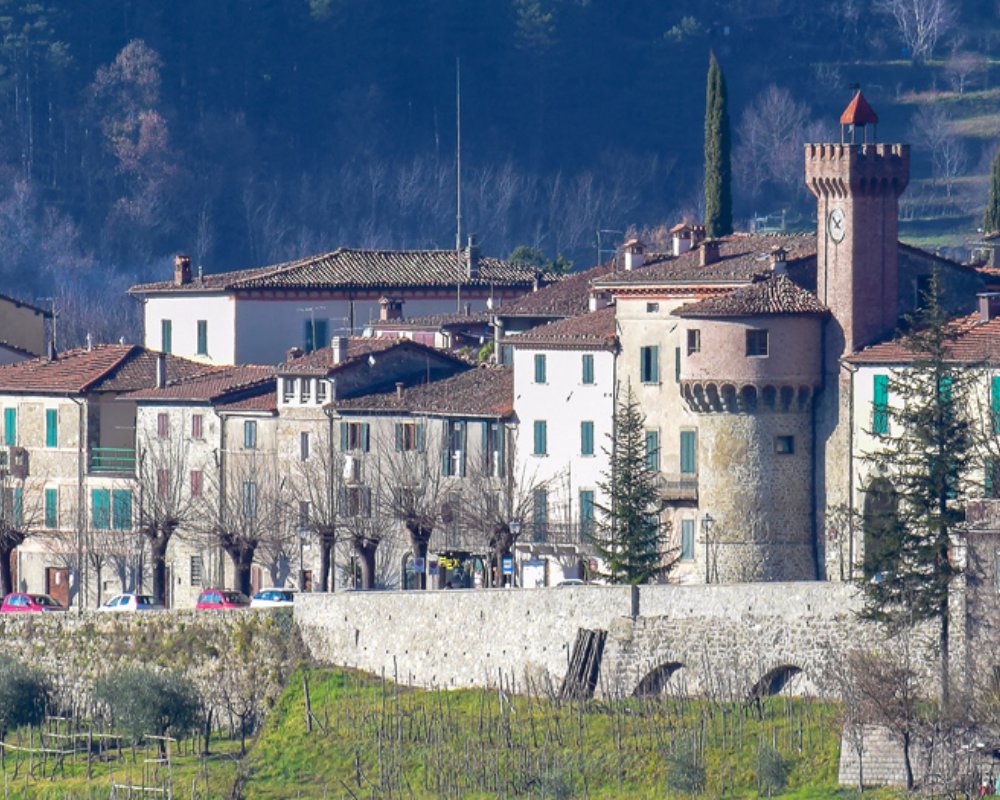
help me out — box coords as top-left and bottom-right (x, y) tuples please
(840, 90), (879, 126)
(508, 306), (618, 349)
(130, 248), (554, 295)
(848, 313), (1000, 365)
(497, 262), (611, 317)
(0, 345), (203, 394)
(675, 274), (829, 318)
(216, 391), (278, 413)
(332, 366), (513, 417)
(278, 337), (411, 375)
(593, 233), (817, 287)
(127, 365), (275, 402)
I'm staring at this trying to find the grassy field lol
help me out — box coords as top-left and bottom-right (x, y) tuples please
(0, 665), (912, 799)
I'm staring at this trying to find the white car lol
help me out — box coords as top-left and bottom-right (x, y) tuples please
(98, 593), (163, 612)
(250, 588), (295, 608)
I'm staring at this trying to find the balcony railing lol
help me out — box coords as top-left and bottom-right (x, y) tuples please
(89, 447), (136, 475)
(657, 473), (699, 502)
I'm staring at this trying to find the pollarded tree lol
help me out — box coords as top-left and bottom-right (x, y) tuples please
(591, 385), (675, 584)
(291, 426), (343, 592)
(0, 474), (43, 597)
(704, 50), (732, 239)
(861, 270), (975, 706)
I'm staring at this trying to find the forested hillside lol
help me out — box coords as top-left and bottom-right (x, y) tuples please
(0, 0), (997, 343)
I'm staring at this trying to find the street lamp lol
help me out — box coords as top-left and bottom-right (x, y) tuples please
(701, 514), (715, 584)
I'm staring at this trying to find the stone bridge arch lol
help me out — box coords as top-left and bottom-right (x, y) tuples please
(748, 664), (803, 699)
(633, 661), (684, 697)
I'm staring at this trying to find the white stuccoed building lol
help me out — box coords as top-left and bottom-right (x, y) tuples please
(509, 306), (617, 585)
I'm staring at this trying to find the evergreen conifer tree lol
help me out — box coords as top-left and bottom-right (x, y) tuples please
(704, 51), (733, 238)
(591, 384), (674, 584)
(861, 271), (974, 706)
(985, 148), (1000, 234)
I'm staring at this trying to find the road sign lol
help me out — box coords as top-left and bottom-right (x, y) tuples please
(502, 556), (514, 575)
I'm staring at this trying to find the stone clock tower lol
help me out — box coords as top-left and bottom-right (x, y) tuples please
(805, 90), (910, 579)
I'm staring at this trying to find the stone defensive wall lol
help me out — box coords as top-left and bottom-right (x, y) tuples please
(295, 583), (941, 698)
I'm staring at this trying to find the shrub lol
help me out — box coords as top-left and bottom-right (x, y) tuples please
(756, 745), (791, 797)
(94, 668), (200, 749)
(665, 745), (706, 795)
(0, 655), (49, 738)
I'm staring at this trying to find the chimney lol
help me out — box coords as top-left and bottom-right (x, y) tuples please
(379, 297), (403, 321)
(86, 333), (92, 352)
(690, 224), (706, 248)
(699, 239), (720, 267)
(671, 224), (693, 257)
(466, 234), (480, 279)
(46, 340), (55, 361)
(978, 292), (1000, 323)
(173, 254), (192, 287)
(395, 381), (404, 399)
(331, 336), (349, 364)
(155, 352), (166, 389)
(769, 246), (788, 275)
(589, 291), (612, 312)
(623, 239), (645, 271)
(286, 346), (304, 362)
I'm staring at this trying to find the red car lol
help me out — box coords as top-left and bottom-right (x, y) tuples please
(1, 592), (66, 613)
(195, 589), (251, 610)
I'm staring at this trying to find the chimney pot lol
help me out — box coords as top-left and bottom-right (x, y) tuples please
(623, 239), (645, 271)
(379, 297), (403, 321)
(671, 224), (694, 257)
(466, 234), (480, 279)
(395, 382), (404, 399)
(699, 239), (721, 267)
(331, 336), (349, 364)
(769, 246), (788, 275)
(978, 292), (1000, 323)
(173, 254), (192, 286)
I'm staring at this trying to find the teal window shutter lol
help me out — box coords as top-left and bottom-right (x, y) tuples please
(4, 408), (15, 446)
(442, 420), (452, 476)
(92, 489), (110, 530)
(645, 430), (660, 472)
(112, 490), (132, 530)
(13, 488), (22, 527)
(45, 409), (57, 447)
(581, 421), (594, 456)
(581, 354), (594, 385)
(416, 423), (425, 452)
(395, 423), (403, 451)
(675, 347), (681, 383)
(533, 421), (547, 456)
(44, 488), (57, 528)
(340, 421), (349, 451)
(680, 430), (697, 474)
(161, 319), (172, 354)
(681, 519), (695, 560)
(939, 375), (953, 403)
(196, 320), (208, 355)
(534, 354), (546, 383)
(579, 490), (594, 537)
(873, 374), (889, 435)
(362, 423), (370, 452)
(992, 376), (1000, 434)
(481, 422), (489, 471)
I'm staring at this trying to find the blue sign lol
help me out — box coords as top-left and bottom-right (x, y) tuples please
(502, 556), (514, 575)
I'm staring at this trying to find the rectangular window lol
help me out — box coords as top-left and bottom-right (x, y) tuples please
(640, 346), (660, 383)
(534, 353), (547, 383)
(300, 378), (311, 403)
(44, 488), (57, 528)
(681, 519), (695, 561)
(485, 421), (504, 476)
(161, 319), (172, 354)
(992, 376), (1000, 434)
(339, 486), (372, 517)
(646, 302), (659, 313)
(645, 430), (660, 472)
(190, 469), (203, 498)
(157, 412), (169, 439)
(316, 380), (328, 403)
(196, 320), (208, 356)
(873, 374), (889, 435)
(45, 408), (57, 447)
(746, 329), (769, 357)
(191, 414), (203, 440)
(300, 431), (310, 461)
(91, 488), (110, 530)
(581, 421), (594, 456)
(442, 421), (466, 477)
(243, 481), (257, 518)
(4, 408), (15, 446)
(190, 556), (203, 586)
(244, 420), (257, 449)
(680, 430), (697, 474)
(298, 500), (311, 531)
(532, 488), (548, 538)
(157, 469), (169, 498)
(112, 490), (132, 530)
(304, 318), (328, 354)
(579, 490), (595, 538)
(775, 435), (795, 455)
(533, 420), (547, 456)
(395, 422), (424, 452)
(282, 378), (295, 404)
(687, 329), (701, 355)
(340, 421), (370, 452)
(581, 354), (594, 385)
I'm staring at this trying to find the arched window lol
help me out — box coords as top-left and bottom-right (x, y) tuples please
(863, 477), (899, 579)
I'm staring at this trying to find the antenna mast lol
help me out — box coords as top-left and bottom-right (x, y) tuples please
(455, 56), (462, 251)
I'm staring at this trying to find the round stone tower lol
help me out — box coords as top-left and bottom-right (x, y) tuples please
(676, 271), (827, 582)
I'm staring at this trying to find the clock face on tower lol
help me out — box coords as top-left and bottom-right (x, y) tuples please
(827, 207), (846, 244)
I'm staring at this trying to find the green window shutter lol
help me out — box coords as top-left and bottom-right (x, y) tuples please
(534, 354), (546, 383)
(442, 420), (452, 476)
(645, 430), (660, 472)
(416, 423), (425, 452)
(534, 421), (547, 456)
(582, 354), (594, 385)
(581, 421), (594, 456)
(92, 489), (110, 530)
(44, 488), (57, 528)
(45, 409), (57, 447)
(675, 347), (681, 383)
(340, 421), (349, 451)
(161, 320), (172, 354)
(579, 490), (594, 537)
(4, 408), (15, 446)
(13, 488), (22, 527)
(873, 374), (889, 435)
(650, 346), (659, 382)
(395, 423), (403, 451)
(481, 422), (489, 472)
(681, 519), (695, 560)
(992, 376), (1000, 434)
(196, 320), (208, 355)
(362, 423), (370, 452)
(112, 490), (132, 530)
(939, 375), (953, 403)
(680, 430), (697, 474)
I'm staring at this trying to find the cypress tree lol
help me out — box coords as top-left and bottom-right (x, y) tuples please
(704, 51), (733, 238)
(985, 147), (1000, 234)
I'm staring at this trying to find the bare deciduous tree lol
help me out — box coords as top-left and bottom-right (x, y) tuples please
(292, 425), (342, 592)
(876, 0), (956, 63)
(0, 476), (42, 596)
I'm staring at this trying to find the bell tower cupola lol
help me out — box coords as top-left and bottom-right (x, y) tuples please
(805, 89), (909, 357)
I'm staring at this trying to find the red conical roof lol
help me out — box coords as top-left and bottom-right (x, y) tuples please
(840, 90), (879, 126)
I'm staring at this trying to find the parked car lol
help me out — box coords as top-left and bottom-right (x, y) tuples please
(98, 593), (163, 612)
(250, 588), (295, 608)
(195, 589), (251, 610)
(1, 592), (66, 613)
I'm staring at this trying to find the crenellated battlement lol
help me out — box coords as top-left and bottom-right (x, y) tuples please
(805, 141), (910, 198)
(804, 142), (908, 161)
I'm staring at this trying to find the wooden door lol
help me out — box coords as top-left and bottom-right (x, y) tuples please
(45, 567), (69, 607)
